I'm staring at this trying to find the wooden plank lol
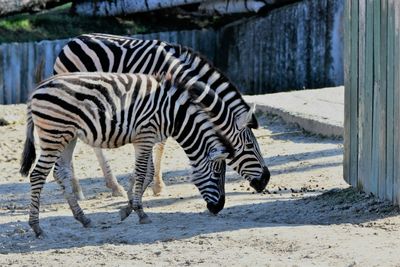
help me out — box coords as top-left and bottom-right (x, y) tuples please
(349, 0), (359, 188)
(378, 0), (388, 199)
(363, 0), (374, 194)
(3, 44), (12, 104)
(343, 0), (352, 184)
(394, 1), (400, 204)
(11, 43), (21, 103)
(371, 0), (383, 196)
(19, 42), (28, 103)
(357, 0), (373, 193)
(26, 42), (35, 97)
(386, 0), (395, 201)
(0, 45), (4, 104)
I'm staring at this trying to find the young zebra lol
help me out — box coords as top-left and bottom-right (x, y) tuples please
(54, 33), (270, 197)
(20, 72), (233, 237)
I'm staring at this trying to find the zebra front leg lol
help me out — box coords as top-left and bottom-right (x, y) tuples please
(120, 144), (153, 224)
(152, 142), (165, 196)
(53, 139), (91, 228)
(94, 147), (126, 197)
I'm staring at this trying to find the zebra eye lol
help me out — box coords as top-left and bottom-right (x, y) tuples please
(245, 143), (254, 149)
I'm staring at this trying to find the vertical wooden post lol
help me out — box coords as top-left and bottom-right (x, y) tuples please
(345, 0), (400, 204)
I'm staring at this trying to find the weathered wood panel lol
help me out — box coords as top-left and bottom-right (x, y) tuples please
(0, 30), (217, 104)
(345, 0), (400, 204)
(394, 1), (400, 204)
(217, 0), (344, 94)
(386, 0), (395, 201)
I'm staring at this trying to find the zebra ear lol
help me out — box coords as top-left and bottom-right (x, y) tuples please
(236, 104), (259, 129)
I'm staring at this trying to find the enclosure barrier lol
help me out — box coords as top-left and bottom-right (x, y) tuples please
(344, 0), (400, 204)
(217, 0), (344, 94)
(0, 0), (344, 104)
(0, 30), (217, 104)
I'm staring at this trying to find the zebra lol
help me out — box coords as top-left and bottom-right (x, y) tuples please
(54, 33), (270, 197)
(20, 72), (234, 237)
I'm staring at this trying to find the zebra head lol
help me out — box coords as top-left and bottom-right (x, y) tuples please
(229, 107), (270, 193)
(184, 129), (232, 215)
(163, 77), (233, 214)
(186, 81), (270, 193)
(193, 157), (227, 215)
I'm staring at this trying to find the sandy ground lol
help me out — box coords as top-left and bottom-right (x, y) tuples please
(0, 105), (400, 267)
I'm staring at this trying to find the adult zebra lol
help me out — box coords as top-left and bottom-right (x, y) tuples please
(20, 72), (233, 237)
(54, 33), (270, 197)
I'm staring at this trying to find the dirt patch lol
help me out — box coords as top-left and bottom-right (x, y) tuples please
(1, 105), (399, 266)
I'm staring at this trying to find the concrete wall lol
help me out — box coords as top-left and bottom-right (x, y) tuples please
(217, 0), (344, 94)
(0, 0), (344, 104)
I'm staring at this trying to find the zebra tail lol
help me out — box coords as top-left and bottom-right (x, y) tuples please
(20, 105), (36, 177)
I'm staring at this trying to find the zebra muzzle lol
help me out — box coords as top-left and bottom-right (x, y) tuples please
(207, 195), (226, 215)
(250, 166), (271, 193)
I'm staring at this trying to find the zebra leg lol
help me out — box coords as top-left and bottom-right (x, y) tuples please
(29, 136), (75, 238)
(142, 150), (155, 195)
(53, 138), (85, 200)
(152, 141), (166, 196)
(70, 161), (85, 200)
(29, 152), (57, 237)
(53, 138), (91, 228)
(93, 147), (126, 197)
(120, 144), (153, 224)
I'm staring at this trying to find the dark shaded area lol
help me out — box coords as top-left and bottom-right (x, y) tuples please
(0, 187), (398, 254)
(215, 0), (344, 94)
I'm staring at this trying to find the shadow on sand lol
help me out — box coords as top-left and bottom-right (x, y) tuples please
(0, 187), (398, 254)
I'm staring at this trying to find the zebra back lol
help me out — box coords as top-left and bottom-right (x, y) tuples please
(54, 33), (270, 192)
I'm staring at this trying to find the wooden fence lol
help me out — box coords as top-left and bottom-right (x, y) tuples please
(217, 0), (344, 94)
(0, 30), (217, 104)
(0, 0), (345, 104)
(344, 0), (400, 204)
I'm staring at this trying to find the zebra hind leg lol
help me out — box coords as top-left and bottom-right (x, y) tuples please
(152, 142), (166, 196)
(94, 147), (126, 197)
(29, 142), (70, 237)
(29, 153), (56, 237)
(53, 138), (91, 228)
(53, 138), (85, 200)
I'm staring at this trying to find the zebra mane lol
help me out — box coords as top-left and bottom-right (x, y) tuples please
(170, 43), (260, 129)
(174, 77), (233, 158)
(170, 42), (251, 110)
(170, 75), (235, 159)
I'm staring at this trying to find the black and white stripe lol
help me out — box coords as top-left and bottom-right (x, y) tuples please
(20, 72), (233, 237)
(54, 33), (270, 194)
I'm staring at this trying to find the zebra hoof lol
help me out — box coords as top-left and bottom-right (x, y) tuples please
(120, 206), (133, 221)
(139, 215), (152, 224)
(152, 181), (165, 196)
(82, 217), (92, 228)
(30, 224), (44, 238)
(112, 186), (127, 198)
(75, 191), (86, 201)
